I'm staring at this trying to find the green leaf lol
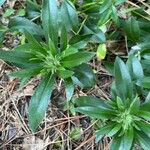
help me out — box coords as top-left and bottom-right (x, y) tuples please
(28, 74), (55, 132)
(99, 0), (112, 13)
(59, 0), (79, 32)
(141, 92), (150, 110)
(58, 68), (74, 79)
(83, 24), (106, 43)
(142, 77), (150, 89)
(62, 52), (95, 68)
(96, 44), (107, 60)
(138, 110), (150, 121)
(26, 0), (41, 19)
(75, 96), (108, 109)
(96, 123), (116, 143)
(65, 78), (74, 101)
(69, 127), (81, 140)
(60, 46), (78, 58)
(60, 25), (67, 51)
(14, 43), (46, 60)
(111, 81), (118, 99)
(107, 124), (122, 137)
(110, 136), (122, 150)
(0, 50), (41, 68)
(103, 61), (114, 75)
(75, 106), (116, 119)
(116, 97), (124, 110)
(124, 17), (140, 42)
(19, 77), (30, 90)
(98, 8), (112, 26)
(69, 34), (92, 49)
(42, 0), (58, 46)
(24, 30), (40, 44)
(72, 63), (96, 88)
(135, 121), (150, 138)
(129, 96), (140, 114)
(111, 5), (120, 27)
(0, 31), (5, 46)
(48, 37), (57, 56)
(141, 59), (150, 76)
(17, 9), (25, 16)
(13, 43), (31, 51)
(114, 57), (133, 101)
(3, 8), (15, 17)
(119, 127), (134, 150)
(127, 56), (144, 86)
(9, 17), (43, 36)
(10, 67), (42, 78)
(24, 30), (44, 53)
(115, 0), (125, 5)
(136, 131), (150, 150)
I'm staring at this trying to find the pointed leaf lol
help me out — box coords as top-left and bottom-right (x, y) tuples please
(24, 30), (42, 48)
(138, 110), (150, 121)
(141, 92), (150, 110)
(124, 17), (140, 42)
(135, 121), (150, 138)
(9, 17), (43, 36)
(119, 127), (134, 150)
(60, 25), (67, 51)
(42, 0), (58, 46)
(26, 0), (40, 19)
(65, 78), (74, 101)
(96, 123), (116, 143)
(75, 96), (108, 109)
(10, 67), (42, 78)
(142, 77), (150, 89)
(28, 74), (55, 132)
(111, 5), (120, 27)
(110, 136), (122, 150)
(83, 24), (106, 43)
(129, 96), (140, 114)
(127, 56), (144, 86)
(107, 124), (122, 137)
(98, 8), (112, 26)
(62, 52), (95, 68)
(69, 34), (92, 49)
(136, 131), (150, 150)
(58, 68), (74, 79)
(59, 0), (79, 32)
(72, 63), (96, 88)
(48, 37), (57, 56)
(114, 57), (133, 101)
(61, 46), (78, 58)
(42, 0), (58, 47)
(0, 50), (41, 68)
(75, 106), (116, 119)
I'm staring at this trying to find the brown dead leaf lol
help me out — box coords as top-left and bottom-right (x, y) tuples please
(22, 84), (35, 96)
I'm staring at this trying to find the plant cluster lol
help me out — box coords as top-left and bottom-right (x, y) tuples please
(0, 0), (150, 149)
(75, 56), (150, 150)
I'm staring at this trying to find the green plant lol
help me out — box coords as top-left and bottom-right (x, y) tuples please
(69, 127), (82, 140)
(75, 94), (150, 150)
(0, 0), (96, 132)
(75, 57), (150, 150)
(73, 0), (125, 40)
